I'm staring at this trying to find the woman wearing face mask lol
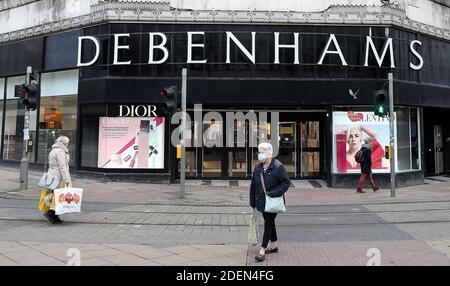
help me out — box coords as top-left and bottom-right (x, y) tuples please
(250, 142), (291, 262)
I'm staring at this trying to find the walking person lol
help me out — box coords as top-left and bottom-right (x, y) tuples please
(250, 143), (291, 262)
(41, 136), (72, 224)
(356, 137), (380, 193)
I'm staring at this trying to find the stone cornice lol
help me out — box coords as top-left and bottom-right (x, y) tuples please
(0, 0), (38, 12)
(1, 3), (449, 44)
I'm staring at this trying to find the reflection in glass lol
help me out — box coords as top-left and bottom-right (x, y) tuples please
(203, 120), (223, 177)
(278, 122), (296, 177)
(252, 121), (272, 170)
(301, 152), (320, 178)
(203, 148), (222, 177)
(184, 119), (198, 177)
(3, 99), (37, 161)
(300, 121), (320, 178)
(301, 122), (320, 148)
(228, 120), (247, 177)
(228, 151), (247, 177)
(181, 150), (197, 177)
(397, 108), (411, 170)
(38, 96), (77, 166)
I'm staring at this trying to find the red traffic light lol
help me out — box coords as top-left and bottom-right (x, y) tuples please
(160, 86), (178, 114)
(21, 85), (28, 94)
(160, 86), (176, 99)
(21, 83), (39, 111)
(21, 83), (37, 96)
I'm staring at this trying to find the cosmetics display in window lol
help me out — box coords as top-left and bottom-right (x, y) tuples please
(98, 117), (165, 169)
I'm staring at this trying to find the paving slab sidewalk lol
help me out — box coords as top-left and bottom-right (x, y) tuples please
(2, 240), (450, 266)
(1, 167), (450, 206)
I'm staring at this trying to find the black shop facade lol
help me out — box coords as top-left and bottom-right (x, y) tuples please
(1, 23), (449, 187)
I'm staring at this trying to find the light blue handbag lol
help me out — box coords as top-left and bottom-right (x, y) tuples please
(38, 172), (61, 190)
(260, 173), (286, 213)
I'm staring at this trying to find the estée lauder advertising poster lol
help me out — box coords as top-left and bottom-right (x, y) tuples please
(97, 117), (165, 169)
(333, 111), (393, 174)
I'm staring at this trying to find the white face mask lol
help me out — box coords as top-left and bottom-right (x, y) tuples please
(258, 152), (266, 162)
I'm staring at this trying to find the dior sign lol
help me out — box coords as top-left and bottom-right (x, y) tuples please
(119, 105), (158, 117)
(77, 32), (424, 70)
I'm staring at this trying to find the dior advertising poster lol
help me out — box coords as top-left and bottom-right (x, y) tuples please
(97, 117), (165, 169)
(333, 111), (393, 174)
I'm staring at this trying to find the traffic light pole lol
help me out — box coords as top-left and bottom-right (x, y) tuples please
(19, 66), (32, 191)
(180, 68), (187, 198)
(388, 72), (395, 197)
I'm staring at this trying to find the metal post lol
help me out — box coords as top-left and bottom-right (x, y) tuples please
(19, 66), (32, 190)
(388, 73), (395, 197)
(180, 68), (187, 198)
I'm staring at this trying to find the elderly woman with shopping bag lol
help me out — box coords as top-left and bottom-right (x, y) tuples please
(38, 136), (72, 224)
(249, 142), (290, 262)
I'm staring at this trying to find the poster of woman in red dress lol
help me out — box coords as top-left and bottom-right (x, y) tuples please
(334, 111), (391, 173)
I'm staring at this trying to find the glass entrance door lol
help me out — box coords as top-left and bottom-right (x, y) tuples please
(189, 112), (323, 179)
(278, 122), (296, 177)
(299, 121), (321, 178)
(183, 119), (199, 178)
(202, 119), (223, 177)
(227, 120), (247, 178)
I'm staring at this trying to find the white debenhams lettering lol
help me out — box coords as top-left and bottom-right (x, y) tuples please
(119, 105), (158, 117)
(77, 36), (100, 67)
(226, 32), (256, 64)
(113, 33), (132, 65)
(187, 31), (207, 64)
(318, 34), (348, 66)
(149, 32), (169, 64)
(274, 32), (300, 64)
(409, 40), (424, 70)
(364, 36), (395, 68)
(77, 32), (425, 69)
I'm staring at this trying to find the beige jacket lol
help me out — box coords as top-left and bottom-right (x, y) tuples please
(47, 141), (71, 185)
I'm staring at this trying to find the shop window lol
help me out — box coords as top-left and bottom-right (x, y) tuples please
(332, 107), (421, 174)
(332, 109), (391, 174)
(3, 76), (37, 161)
(182, 118), (200, 177)
(227, 120), (247, 178)
(396, 108), (411, 170)
(80, 103), (166, 170)
(37, 70), (78, 167)
(251, 120), (272, 170)
(396, 107), (421, 171)
(80, 104), (106, 168)
(38, 97), (77, 167)
(203, 118), (223, 177)
(410, 110), (420, 170)
(0, 78), (4, 151)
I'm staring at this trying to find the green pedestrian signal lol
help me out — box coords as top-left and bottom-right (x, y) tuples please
(374, 90), (388, 116)
(376, 104), (385, 114)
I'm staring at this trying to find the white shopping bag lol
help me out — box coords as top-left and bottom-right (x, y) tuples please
(54, 187), (83, 215)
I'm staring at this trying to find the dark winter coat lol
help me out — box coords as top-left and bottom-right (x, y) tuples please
(250, 158), (291, 213)
(360, 146), (372, 174)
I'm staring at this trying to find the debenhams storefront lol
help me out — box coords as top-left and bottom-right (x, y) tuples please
(0, 19), (449, 187)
